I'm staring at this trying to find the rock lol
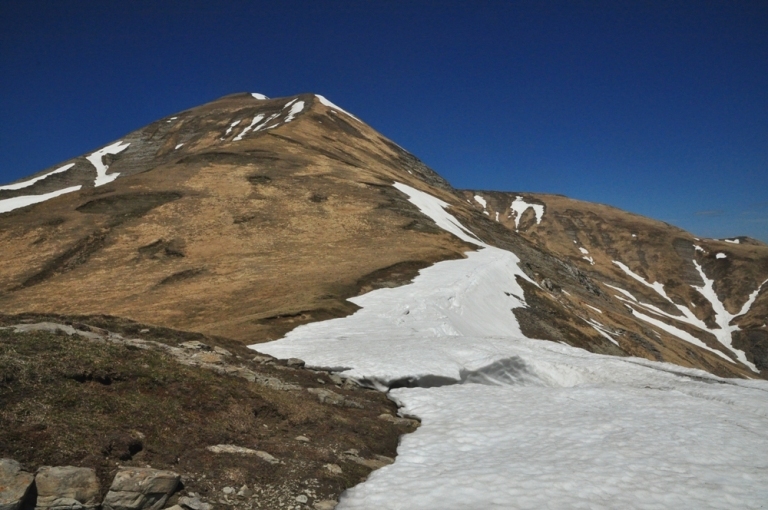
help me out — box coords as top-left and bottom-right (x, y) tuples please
(328, 374), (344, 385)
(236, 485), (252, 499)
(178, 341), (210, 351)
(251, 354), (273, 364)
(294, 436), (310, 443)
(377, 413), (419, 427)
(313, 500), (337, 510)
(295, 495), (308, 504)
(323, 464), (342, 475)
(212, 346), (231, 356)
(221, 487), (235, 496)
(178, 496), (212, 510)
(35, 466), (100, 510)
(102, 468), (180, 510)
(206, 444), (258, 455)
(255, 451), (279, 465)
(0, 459), (35, 510)
(286, 358), (305, 368)
(307, 388), (363, 409)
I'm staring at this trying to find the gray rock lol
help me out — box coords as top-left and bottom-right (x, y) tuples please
(322, 464), (342, 475)
(236, 485), (252, 498)
(377, 413), (419, 427)
(102, 468), (179, 510)
(307, 388), (363, 409)
(178, 496), (212, 510)
(328, 374), (344, 385)
(313, 500), (337, 510)
(34, 466), (100, 510)
(295, 495), (308, 503)
(0, 459), (35, 510)
(221, 487), (235, 496)
(178, 341), (210, 351)
(286, 358), (305, 368)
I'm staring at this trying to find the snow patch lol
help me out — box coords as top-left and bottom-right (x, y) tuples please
(86, 141), (130, 187)
(225, 120), (241, 136)
(0, 163), (75, 191)
(283, 101), (305, 123)
(0, 185), (82, 214)
(716, 252), (726, 259)
(251, 93), (269, 100)
(315, 94), (361, 122)
(175, 143), (184, 150)
(509, 196), (544, 231)
(233, 114), (265, 141)
(724, 239), (740, 244)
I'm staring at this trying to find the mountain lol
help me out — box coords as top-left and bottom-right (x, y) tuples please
(1, 92), (765, 378)
(2, 92), (768, 508)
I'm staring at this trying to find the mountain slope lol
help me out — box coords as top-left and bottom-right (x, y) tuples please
(0, 93), (766, 381)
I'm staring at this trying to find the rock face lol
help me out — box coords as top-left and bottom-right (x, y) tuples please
(0, 459), (35, 510)
(34, 466), (99, 510)
(101, 468), (179, 510)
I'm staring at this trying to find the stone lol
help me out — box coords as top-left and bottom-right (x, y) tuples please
(313, 500), (337, 510)
(295, 495), (308, 504)
(0, 459), (35, 510)
(286, 358), (305, 368)
(255, 451), (279, 465)
(212, 346), (232, 356)
(294, 436), (310, 443)
(35, 466), (100, 510)
(322, 464), (342, 475)
(206, 444), (258, 455)
(377, 413), (419, 427)
(102, 468), (180, 510)
(221, 487), (235, 496)
(236, 485), (252, 498)
(178, 496), (212, 510)
(307, 388), (363, 409)
(178, 341), (210, 351)
(328, 374), (343, 385)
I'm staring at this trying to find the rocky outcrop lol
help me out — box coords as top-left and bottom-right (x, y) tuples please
(34, 466), (99, 510)
(0, 459), (35, 510)
(101, 468), (180, 510)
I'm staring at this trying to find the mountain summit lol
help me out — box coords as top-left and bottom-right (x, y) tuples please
(1, 92), (766, 378)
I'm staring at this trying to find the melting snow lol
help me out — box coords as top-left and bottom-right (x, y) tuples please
(0, 185), (82, 214)
(509, 196), (544, 231)
(283, 101), (305, 123)
(473, 195), (487, 209)
(225, 120), (241, 136)
(716, 252), (727, 259)
(725, 239), (740, 244)
(611, 260), (763, 372)
(233, 114), (265, 141)
(694, 245), (706, 253)
(86, 141), (130, 187)
(585, 304), (603, 314)
(0, 163), (75, 191)
(253, 183), (768, 509)
(579, 247), (595, 265)
(175, 143), (184, 150)
(251, 93), (269, 100)
(315, 94), (361, 122)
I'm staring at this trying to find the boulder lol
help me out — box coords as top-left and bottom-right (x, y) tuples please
(177, 496), (211, 510)
(34, 466), (99, 510)
(0, 459), (35, 510)
(102, 468), (179, 510)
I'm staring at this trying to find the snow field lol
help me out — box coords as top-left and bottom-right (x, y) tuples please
(253, 182), (768, 509)
(315, 94), (362, 122)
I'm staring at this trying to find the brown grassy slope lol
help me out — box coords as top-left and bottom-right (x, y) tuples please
(0, 95), (472, 343)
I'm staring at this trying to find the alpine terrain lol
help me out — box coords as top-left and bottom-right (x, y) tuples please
(1, 93), (767, 509)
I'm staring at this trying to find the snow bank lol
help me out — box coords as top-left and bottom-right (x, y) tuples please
(0, 163), (75, 190)
(252, 183), (768, 509)
(251, 93), (269, 100)
(86, 141), (130, 187)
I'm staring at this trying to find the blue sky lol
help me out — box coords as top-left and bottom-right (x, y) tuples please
(1, 1), (766, 241)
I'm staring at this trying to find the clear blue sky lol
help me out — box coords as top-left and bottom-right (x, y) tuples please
(1, 0), (766, 241)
